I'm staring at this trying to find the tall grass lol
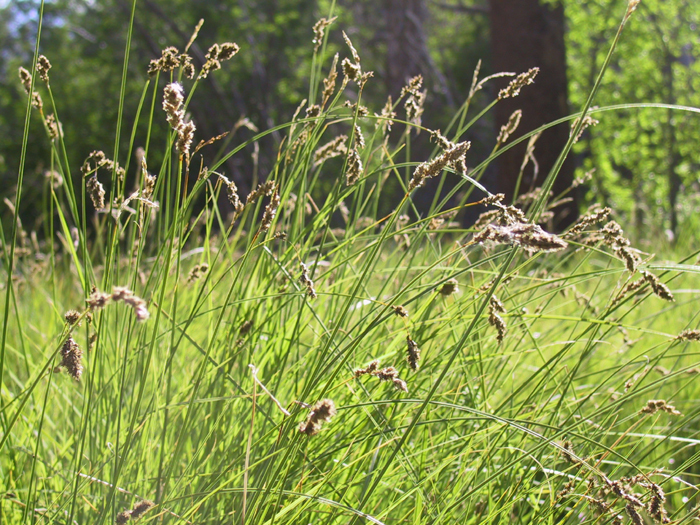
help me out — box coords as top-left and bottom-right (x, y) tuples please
(2, 2), (700, 524)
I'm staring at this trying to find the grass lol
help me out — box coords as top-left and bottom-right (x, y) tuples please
(2, 1), (700, 524)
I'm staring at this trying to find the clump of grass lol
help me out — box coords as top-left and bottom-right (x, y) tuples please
(2, 4), (700, 525)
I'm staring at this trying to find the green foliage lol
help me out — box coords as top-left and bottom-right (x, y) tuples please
(566, 0), (700, 237)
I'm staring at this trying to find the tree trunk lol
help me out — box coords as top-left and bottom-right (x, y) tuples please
(384, 0), (452, 104)
(489, 0), (577, 229)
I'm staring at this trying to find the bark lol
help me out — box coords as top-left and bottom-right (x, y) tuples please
(490, 0), (577, 228)
(384, 0), (453, 104)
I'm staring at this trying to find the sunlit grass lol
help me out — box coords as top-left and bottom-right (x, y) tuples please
(2, 2), (700, 525)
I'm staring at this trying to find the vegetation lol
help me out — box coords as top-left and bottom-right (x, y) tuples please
(1, 1), (700, 525)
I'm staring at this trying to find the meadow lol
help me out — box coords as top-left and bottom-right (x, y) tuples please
(2, 2), (700, 524)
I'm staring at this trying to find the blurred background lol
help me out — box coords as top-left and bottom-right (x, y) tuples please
(0, 0), (698, 242)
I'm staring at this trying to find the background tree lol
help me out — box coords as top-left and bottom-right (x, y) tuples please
(1, 0), (698, 239)
(566, 0), (700, 242)
(489, 0), (576, 227)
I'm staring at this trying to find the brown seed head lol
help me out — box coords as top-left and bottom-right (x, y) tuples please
(345, 148), (363, 186)
(566, 205), (611, 237)
(199, 42), (239, 78)
(392, 305), (409, 318)
(438, 278), (459, 296)
(409, 141), (471, 191)
(163, 83), (185, 129)
(60, 336), (83, 381)
(406, 336), (421, 371)
(129, 500), (154, 521)
(474, 222), (567, 253)
(86, 175), (106, 210)
(354, 359), (381, 378)
(676, 329), (700, 341)
(260, 191), (281, 233)
(376, 95), (396, 133)
(64, 310), (81, 325)
(116, 511), (131, 525)
(314, 135), (348, 165)
(299, 262), (317, 299)
(37, 55), (51, 83)
(480, 193), (506, 207)
(640, 399), (681, 416)
(32, 92), (43, 110)
(496, 109), (522, 145)
(312, 17), (336, 52)
(321, 53), (339, 107)
(45, 113), (61, 141)
(299, 398), (336, 436)
(489, 297), (507, 344)
(499, 67), (539, 99)
(641, 271), (674, 302)
(19, 67), (33, 93)
(625, 504), (643, 525)
(341, 58), (361, 82)
(176, 120), (196, 158)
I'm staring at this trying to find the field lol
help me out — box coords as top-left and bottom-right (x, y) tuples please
(2, 3), (700, 524)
